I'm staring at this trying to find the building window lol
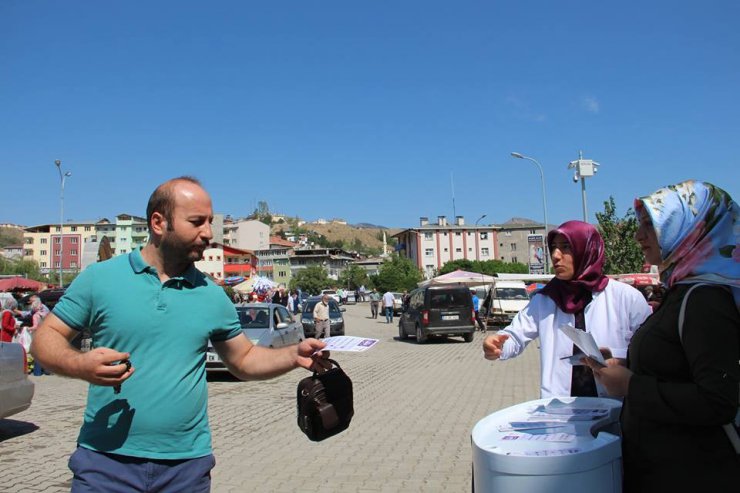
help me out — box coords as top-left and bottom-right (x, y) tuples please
(70, 249), (77, 255)
(54, 261), (60, 268)
(55, 249), (60, 256)
(71, 237), (78, 243)
(443, 248), (448, 252)
(278, 271), (286, 277)
(512, 256), (518, 263)
(424, 232), (433, 240)
(40, 250), (47, 256)
(482, 248), (490, 257)
(455, 232), (461, 236)
(510, 243), (517, 251)
(505, 231), (511, 236)
(443, 232), (448, 236)
(70, 262), (77, 268)
(25, 238), (33, 244)
(208, 256), (213, 261)
(480, 232), (488, 240)
(425, 248), (434, 257)
(85, 226), (91, 231)
(40, 238), (47, 244)
(217, 256), (221, 261)
(40, 262), (46, 267)
(455, 248), (462, 253)
(55, 237), (60, 244)
(55, 226), (61, 232)
(71, 226), (77, 232)
(530, 229), (536, 234)
(468, 248), (472, 252)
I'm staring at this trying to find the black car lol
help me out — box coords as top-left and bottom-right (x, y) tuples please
(398, 284), (475, 343)
(300, 297), (345, 337)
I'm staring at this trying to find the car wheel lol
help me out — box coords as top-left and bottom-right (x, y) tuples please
(398, 320), (408, 340)
(463, 332), (474, 343)
(415, 325), (427, 344)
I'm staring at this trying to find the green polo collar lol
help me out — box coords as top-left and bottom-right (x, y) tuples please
(129, 248), (199, 286)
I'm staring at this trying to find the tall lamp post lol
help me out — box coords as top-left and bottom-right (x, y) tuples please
(55, 160), (72, 287)
(510, 152), (549, 274)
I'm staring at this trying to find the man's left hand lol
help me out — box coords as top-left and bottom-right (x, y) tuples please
(296, 338), (331, 373)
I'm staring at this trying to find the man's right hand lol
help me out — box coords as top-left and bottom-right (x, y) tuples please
(73, 347), (135, 387)
(482, 333), (509, 360)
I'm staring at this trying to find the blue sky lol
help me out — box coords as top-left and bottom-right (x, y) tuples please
(1, 1), (738, 229)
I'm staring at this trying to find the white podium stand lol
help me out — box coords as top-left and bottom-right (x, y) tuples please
(471, 397), (622, 492)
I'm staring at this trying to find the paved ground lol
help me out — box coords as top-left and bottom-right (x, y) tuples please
(0, 303), (540, 492)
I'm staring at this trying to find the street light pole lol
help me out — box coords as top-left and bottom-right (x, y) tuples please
(474, 214), (487, 262)
(510, 152), (549, 274)
(55, 160), (72, 287)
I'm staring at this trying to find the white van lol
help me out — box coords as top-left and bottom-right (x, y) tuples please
(483, 280), (530, 326)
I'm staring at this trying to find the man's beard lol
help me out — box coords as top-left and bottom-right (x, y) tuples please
(160, 234), (207, 264)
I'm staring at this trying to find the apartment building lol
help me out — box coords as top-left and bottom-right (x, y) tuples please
(222, 218), (270, 251)
(290, 247), (356, 281)
(23, 214), (150, 274)
(392, 216), (499, 279)
(195, 243), (257, 282)
(23, 221), (98, 274)
(495, 218), (548, 264)
(253, 236), (296, 284)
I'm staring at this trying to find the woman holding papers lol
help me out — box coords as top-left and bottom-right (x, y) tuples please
(483, 220), (652, 398)
(587, 180), (740, 490)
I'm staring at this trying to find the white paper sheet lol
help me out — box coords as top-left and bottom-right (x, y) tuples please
(558, 324), (606, 366)
(318, 336), (379, 352)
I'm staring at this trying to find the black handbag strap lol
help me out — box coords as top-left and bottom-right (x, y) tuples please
(313, 358), (341, 376)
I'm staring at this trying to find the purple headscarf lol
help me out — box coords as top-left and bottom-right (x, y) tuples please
(540, 220), (609, 313)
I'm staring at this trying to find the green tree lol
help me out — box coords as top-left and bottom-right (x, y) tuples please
(372, 255), (423, 292)
(438, 259), (528, 276)
(289, 265), (331, 295)
(338, 264), (369, 290)
(596, 196), (644, 274)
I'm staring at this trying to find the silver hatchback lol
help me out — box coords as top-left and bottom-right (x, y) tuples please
(206, 303), (305, 372)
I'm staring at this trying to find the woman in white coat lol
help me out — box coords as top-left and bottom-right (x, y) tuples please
(483, 220), (652, 398)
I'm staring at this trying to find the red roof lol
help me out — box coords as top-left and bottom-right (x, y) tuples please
(0, 277), (49, 292)
(269, 236), (296, 248)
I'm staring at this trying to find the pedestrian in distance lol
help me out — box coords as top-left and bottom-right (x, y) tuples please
(382, 290), (395, 324)
(271, 284), (289, 307)
(1, 296), (18, 343)
(30, 176), (330, 493)
(313, 294), (331, 338)
(470, 289), (485, 332)
(483, 220), (652, 398)
(369, 288), (380, 319)
(585, 180), (740, 491)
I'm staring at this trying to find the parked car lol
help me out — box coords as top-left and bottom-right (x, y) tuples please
(300, 297), (345, 338)
(390, 292), (405, 314)
(398, 284), (475, 344)
(482, 281), (530, 326)
(206, 303), (305, 372)
(0, 342), (35, 419)
(319, 290), (341, 304)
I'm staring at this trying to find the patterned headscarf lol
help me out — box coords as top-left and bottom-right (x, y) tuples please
(540, 220), (609, 313)
(634, 180), (740, 308)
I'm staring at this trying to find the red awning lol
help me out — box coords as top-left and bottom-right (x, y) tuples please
(0, 277), (49, 292)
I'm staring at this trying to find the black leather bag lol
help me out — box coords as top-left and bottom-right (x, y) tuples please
(297, 359), (354, 442)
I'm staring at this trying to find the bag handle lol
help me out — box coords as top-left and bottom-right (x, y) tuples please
(313, 358), (341, 376)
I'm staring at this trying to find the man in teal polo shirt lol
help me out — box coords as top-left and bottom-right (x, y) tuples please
(31, 177), (329, 492)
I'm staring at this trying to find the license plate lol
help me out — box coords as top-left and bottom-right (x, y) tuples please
(442, 315), (459, 321)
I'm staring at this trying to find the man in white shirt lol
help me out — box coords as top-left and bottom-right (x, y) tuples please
(313, 295), (331, 338)
(382, 291), (395, 324)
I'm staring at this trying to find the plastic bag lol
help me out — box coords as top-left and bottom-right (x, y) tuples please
(13, 327), (32, 352)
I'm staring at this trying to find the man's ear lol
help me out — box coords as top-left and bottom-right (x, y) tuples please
(150, 212), (168, 236)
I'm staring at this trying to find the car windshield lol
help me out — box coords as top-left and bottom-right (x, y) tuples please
(494, 288), (529, 300)
(392, 293), (403, 300)
(303, 300), (342, 316)
(429, 290), (470, 308)
(236, 307), (270, 328)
